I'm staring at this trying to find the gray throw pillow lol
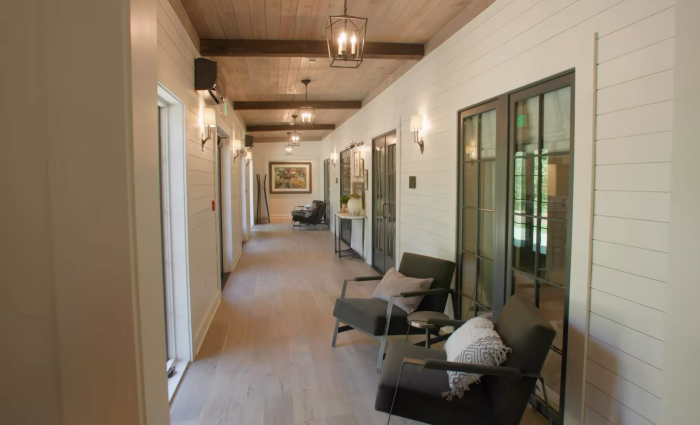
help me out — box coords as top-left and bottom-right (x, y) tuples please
(371, 267), (433, 313)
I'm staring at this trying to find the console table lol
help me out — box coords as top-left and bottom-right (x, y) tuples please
(334, 212), (365, 260)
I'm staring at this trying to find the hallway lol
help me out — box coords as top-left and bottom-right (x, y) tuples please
(170, 223), (548, 425)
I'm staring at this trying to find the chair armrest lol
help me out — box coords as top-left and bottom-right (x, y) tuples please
(426, 318), (467, 328)
(354, 276), (383, 282)
(399, 288), (453, 298)
(423, 359), (525, 378)
(339, 276), (382, 299)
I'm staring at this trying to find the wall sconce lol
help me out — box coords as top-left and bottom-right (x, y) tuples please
(331, 152), (337, 167)
(233, 147), (246, 163)
(201, 108), (216, 151)
(410, 114), (424, 154)
(246, 150), (252, 165)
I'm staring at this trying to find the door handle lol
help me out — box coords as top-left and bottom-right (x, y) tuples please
(382, 202), (390, 219)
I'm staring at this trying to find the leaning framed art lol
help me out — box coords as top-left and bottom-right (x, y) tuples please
(269, 162), (312, 194)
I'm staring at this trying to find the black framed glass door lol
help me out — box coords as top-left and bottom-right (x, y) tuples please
(457, 72), (574, 424)
(372, 132), (396, 274)
(324, 159), (331, 224)
(340, 150), (352, 245)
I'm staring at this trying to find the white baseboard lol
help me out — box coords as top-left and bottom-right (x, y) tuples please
(193, 293), (221, 357)
(232, 248), (242, 270)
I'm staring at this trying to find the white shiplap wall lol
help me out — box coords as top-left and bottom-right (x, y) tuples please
(157, 0), (246, 353)
(588, 5), (675, 424)
(318, 0), (676, 422)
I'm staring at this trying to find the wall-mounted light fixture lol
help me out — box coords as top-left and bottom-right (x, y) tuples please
(201, 108), (216, 151)
(410, 114), (424, 154)
(233, 146), (246, 163)
(246, 150), (252, 165)
(330, 152), (337, 167)
(344, 140), (363, 151)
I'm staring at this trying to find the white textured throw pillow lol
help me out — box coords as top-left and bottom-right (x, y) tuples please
(371, 268), (433, 313)
(442, 315), (511, 400)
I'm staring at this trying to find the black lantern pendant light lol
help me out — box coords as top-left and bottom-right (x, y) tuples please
(299, 79), (315, 126)
(326, 0), (367, 68)
(289, 114), (301, 146)
(284, 136), (294, 155)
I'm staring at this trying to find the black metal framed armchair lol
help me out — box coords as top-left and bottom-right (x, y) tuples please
(291, 200), (326, 230)
(375, 295), (556, 425)
(331, 253), (456, 373)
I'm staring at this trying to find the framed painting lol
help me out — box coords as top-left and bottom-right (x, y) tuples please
(354, 151), (362, 177)
(269, 162), (312, 194)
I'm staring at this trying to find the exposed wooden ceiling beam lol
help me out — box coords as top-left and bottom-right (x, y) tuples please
(252, 138), (323, 144)
(201, 39), (424, 60)
(247, 124), (336, 132)
(234, 101), (361, 110)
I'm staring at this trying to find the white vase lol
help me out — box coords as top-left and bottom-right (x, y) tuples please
(347, 197), (362, 216)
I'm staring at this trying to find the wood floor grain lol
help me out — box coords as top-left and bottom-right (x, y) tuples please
(170, 223), (549, 425)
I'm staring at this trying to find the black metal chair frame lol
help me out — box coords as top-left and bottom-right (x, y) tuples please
(331, 275), (457, 374)
(385, 316), (554, 425)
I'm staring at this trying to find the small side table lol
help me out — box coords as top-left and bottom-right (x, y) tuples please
(334, 212), (366, 260)
(405, 311), (450, 348)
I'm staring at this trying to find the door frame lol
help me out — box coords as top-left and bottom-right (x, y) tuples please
(157, 84), (194, 401)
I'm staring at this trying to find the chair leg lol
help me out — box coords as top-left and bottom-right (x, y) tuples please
(331, 319), (341, 347)
(377, 335), (387, 374)
(538, 377), (554, 425)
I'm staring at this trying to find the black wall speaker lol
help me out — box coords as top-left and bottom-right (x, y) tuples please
(245, 135), (254, 148)
(195, 58), (224, 104)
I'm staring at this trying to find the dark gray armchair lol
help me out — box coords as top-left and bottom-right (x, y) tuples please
(331, 253), (456, 373)
(375, 295), (556, 425)
(291, 200), (326, 230)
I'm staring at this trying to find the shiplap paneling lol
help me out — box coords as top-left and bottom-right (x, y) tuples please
(591, 265), (665, 311)
(597, 38), (675, 89)
(595, 162), (671, 192)
(596, 101), (674, 140)
(589, 313), (665, 370)
(587, 360), (661, 424)
(590, 11), (674, 419)
(588, 337), (663, 398)
(595, 132), (672, 165)
(596, 71), (674, 115)
(591, 240), (668, 282)
(590, 289), (665, 341)
(596, 7), (675, 63)
(586, 384), (655, 425)
(593, 215), (668, 252)
(594, 191), (670, 222)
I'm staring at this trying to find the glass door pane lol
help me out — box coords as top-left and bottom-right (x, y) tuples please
(458, 102), (499, 319)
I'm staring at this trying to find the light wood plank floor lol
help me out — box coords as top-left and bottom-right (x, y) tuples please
(170, 223), (549, 425)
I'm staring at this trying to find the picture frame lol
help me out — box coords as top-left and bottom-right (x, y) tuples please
(269, 162), (312, 194)
(354, 151), (362, 177)
(364, 169), (369, 191)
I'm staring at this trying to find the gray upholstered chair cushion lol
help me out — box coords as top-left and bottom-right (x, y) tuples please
(333, 298), (411, 336)
(376, 342), (496, 425)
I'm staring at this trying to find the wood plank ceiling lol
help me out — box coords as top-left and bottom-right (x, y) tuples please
(177, 0), (486, 142)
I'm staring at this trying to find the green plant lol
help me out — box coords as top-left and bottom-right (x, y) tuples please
(340, 195), (350, 205)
